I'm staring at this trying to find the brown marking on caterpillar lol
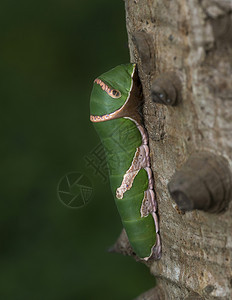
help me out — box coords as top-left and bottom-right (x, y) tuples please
(90, 114), (112, 122)
(116, 145), (150, 199)
(140, 190), (153, 217)
(116, 170), (139, 200)
(94, 78), (121, 98)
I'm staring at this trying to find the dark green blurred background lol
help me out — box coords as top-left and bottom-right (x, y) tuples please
(0, 1), (155, 299)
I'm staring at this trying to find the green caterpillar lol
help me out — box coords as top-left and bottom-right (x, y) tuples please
(90, 63), (161, 260)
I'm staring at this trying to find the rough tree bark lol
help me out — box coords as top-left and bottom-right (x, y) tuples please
(119, 0), (232, 299)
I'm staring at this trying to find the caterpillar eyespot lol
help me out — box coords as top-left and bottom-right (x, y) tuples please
(111, 89), (121, 98)
(94, 78), (121, 98)
(90, 63), (161, 260)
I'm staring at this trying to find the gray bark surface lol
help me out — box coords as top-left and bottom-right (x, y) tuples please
(124, 0), (232, 299)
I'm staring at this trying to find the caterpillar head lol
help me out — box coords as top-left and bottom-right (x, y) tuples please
(90, 64), (136, 122)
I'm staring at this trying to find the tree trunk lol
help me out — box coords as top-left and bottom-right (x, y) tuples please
(122, 0), (232, 299)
